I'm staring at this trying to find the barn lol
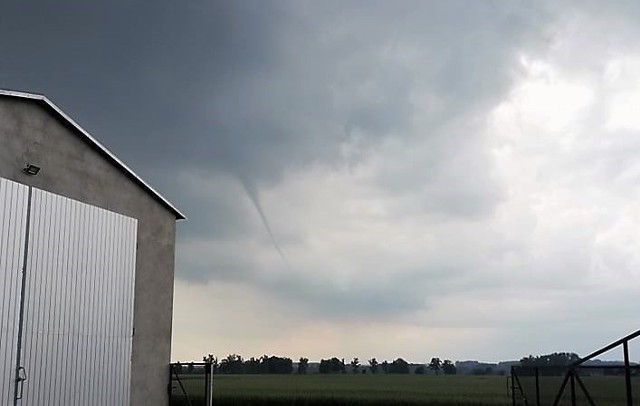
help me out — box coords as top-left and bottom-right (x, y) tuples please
(0, 89), (185, 405)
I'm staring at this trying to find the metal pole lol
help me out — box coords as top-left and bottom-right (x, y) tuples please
(514, 373), (530, 406)
(570, 371), (576, 406)
(172, 365), (193, 406)
(535, 367), (541, 406)
(552, 372), (571, 406)
(205, 362), (213, 406)
(511, 367), (516, 406)
(168, 364), (173, 405)
(572, 329), (640, 367)
(13, 187), (32, 405)
(624, 341), (633, 406)
(575, 373), (596, 406)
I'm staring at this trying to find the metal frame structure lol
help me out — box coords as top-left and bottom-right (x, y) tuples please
(511, 329), (640, 406)
(169, 362), (214, 406)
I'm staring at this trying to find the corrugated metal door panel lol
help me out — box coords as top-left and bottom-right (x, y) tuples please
(0, 179), (29, 405)
(19, 188), (137, 406)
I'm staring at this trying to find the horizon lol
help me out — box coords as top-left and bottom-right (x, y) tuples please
(174, 347), (639, 366)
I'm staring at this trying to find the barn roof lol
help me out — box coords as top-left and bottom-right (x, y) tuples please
(0, 89), (186, 220)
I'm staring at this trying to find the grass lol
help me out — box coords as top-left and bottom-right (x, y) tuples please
(171, 373), (639, 405)
(172, 374), (510, 406)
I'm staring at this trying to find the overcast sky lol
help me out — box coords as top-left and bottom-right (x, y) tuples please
(2, 0), (640, 363)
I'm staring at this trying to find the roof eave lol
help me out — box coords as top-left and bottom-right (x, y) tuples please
(0, 89), (186, 220)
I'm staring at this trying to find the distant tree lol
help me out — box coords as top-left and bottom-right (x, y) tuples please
(442, 360), (456, 375)
(319, 359), (329, 374)
(319, 357), (346, 374)
(174, 362), (183, 374)
(368, 358), (379, 374)
(244, 357), (261, 374)
(219, 354), (244, 374)
(260, 355), (270, 374)
(414, 365), (425, 375)
(381, 360), (390, 374)
(429, 358), (442, 375)
(261, 355), (293, 374)
(203, 354), (219, 372)
(520, 352), (579, 367)
(519, 352), (579, 376)
(389, 358), (410, 374)
(298, 357), (309, 374)
(350, 358), (360, 374)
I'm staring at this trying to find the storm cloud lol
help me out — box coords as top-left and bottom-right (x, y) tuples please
(3, 0), (640, 362)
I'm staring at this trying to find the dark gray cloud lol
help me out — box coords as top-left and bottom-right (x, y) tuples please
(0, 0), (553, 303)
(6, 1), (640, 361)
(1, 0), (548, 196)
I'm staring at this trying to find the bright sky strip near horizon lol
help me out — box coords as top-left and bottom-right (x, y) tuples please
(2, 0), (640, 364)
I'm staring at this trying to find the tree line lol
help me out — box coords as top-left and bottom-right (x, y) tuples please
(196, 354), (295, 374)
(519, 352), (579, 367)
(319, 357), (456, 375)
(517, 352), (581, 376)
(176, 354), (457, 375)
(173, 351), (593, 376)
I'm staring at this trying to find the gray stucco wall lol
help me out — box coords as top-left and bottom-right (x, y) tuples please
(0, 96), (178, 405)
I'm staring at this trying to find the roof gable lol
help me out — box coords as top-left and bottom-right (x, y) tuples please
(0, 89), (186, 220)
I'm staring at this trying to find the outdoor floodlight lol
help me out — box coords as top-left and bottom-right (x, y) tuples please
(23, 163), (41, 176)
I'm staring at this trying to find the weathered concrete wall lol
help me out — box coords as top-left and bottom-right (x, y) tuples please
(0, 96), (177, 406)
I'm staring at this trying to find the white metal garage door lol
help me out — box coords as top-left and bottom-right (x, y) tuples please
(0, 179), (29, 405)
(0, 177), (138, 405)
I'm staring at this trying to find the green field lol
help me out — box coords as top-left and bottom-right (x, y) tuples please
(171, 373), (638, 405)
(172, 374), (511, 406)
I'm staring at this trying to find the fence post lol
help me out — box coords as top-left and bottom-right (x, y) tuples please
(168, 364), (173, 405)
(511, 367), (516, 406)
(535, 367), (540, 406)
(624, 341), (633, 406)
(204, 362), (213, 406)
(570, 371), (576, 406)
